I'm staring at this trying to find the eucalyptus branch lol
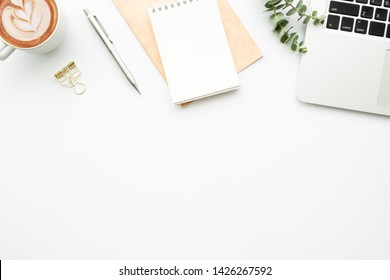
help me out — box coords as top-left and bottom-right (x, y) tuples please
(264, 0), (326, 53)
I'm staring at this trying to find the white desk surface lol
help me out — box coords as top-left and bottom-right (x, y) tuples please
(1, 0), (389, 259)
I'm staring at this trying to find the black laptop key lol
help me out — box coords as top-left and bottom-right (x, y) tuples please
(369, 21), (386, 36)
(357, 0), (369, 3)
(329, 1), (360, 17)
(355, 19), (369, 33)
(385, 0), (390, 7)
(327, 15), (341, 29)
(361, 6), (374, 18)
(341, 17), (354, 31)
(375, 8), (388, 21)
(387, 25), (390, 37)
(370, 0), (383, 5)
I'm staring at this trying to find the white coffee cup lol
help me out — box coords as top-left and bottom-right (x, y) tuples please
(0, 0), (68, 60)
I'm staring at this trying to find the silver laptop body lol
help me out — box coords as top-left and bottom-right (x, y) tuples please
(297, 0), (390, 116)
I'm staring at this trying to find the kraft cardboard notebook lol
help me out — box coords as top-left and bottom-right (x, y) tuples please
(112, 0), (263, 81)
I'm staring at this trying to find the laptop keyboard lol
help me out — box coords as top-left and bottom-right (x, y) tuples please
(327, 0), (390, 38)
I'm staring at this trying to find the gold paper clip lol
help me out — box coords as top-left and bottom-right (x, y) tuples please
(55, 61), (86, 95)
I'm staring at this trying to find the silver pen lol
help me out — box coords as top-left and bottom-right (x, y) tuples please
(84, 9), (141, 95)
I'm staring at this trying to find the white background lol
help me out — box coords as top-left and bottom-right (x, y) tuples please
(0, 0), (389, 259)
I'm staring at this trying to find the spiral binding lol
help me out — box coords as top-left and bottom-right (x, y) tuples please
(151, 0), (199, 13)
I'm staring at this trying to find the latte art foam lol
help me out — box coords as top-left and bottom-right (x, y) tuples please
(0, 0), (58, 48)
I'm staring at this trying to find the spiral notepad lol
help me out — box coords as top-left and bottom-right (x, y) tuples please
(149, 0), (240, 105)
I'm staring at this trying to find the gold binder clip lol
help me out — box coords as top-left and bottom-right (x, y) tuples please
(55, 61), (86, 95)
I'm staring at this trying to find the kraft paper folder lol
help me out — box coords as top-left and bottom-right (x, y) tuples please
(112, 0), (263, 81)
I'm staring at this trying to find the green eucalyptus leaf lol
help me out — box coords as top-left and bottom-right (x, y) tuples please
(298, 4), (307, 16)
(270, 16), (283, 24)
(270, 12), (283, 20)
(273, 24), (281, 32)
(299, 47), (308, 53)
(291, 43), (298, 51)
(289, 32), (297, 40)
(296, 0), (303, 10)
(286, 8), (297, 16)
(318, 15), (326, 24)
(280, 33), (290, 44)
(274, 4), (285, 10)
(303, 15), (311, 24)
(268, 0), (283, 5)
(278, 28), (287, 36)
(277, 19), (289, 29)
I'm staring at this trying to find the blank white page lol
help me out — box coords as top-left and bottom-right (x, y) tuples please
(149, 0), (240, 105)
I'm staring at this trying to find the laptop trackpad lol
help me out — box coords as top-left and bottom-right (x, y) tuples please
(378, 50), (390, 107)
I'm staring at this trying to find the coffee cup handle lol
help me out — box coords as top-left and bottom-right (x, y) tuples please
(0, 41), (15, 61)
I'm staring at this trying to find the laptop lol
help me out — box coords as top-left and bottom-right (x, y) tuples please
(297, 0), (390, 116)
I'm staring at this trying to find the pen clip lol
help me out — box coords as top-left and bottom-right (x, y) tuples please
(94, 16), (113, 44)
